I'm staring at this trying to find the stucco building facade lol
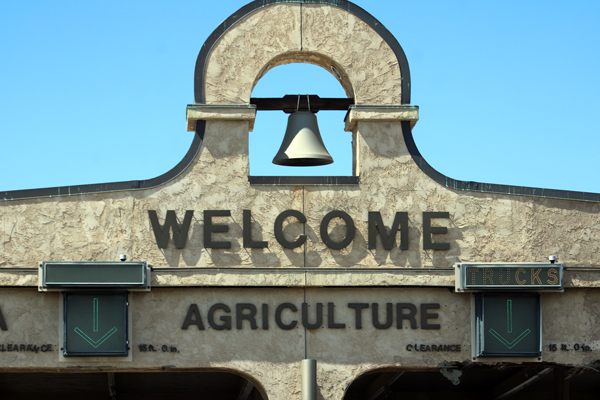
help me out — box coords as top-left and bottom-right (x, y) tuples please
(1, 1), (599, 399)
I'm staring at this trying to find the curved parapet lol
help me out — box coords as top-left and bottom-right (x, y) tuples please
(2, 0), (598, 203)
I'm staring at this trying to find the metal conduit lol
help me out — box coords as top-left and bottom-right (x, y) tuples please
(302, 359), (317, 400)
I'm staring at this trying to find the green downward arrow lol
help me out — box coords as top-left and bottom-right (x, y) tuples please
(74, 297), (118, 348)
(489, 299), (531, 349)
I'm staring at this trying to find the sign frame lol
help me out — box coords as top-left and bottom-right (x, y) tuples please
(40, 261), (150, 291)
(62, 291), (129, 357)
(474, 292), (542, 358)
(455, 263), (563, 292)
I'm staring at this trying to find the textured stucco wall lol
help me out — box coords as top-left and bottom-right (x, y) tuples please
(1, 288), (600, 399)
(203, 4), (401, 104)
(2, 116), (599, 271)
(1, 3), (599, 272)
(1, 4), (598, 273)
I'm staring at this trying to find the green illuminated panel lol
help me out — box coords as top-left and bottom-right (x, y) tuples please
(461, 264), (562, 290)
(63, 292), (128, 357)
(43, 262), (147, 288)
(476, 293), (541, 357)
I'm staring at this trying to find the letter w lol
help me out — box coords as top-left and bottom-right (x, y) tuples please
(148, 210), (194, 249)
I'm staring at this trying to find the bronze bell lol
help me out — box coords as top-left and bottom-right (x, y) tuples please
(272, 110), (334, 166)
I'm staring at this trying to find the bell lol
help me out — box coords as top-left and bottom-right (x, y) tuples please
(272, 111), (334, 166)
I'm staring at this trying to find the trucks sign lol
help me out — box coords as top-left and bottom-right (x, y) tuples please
(455, 263), (563, 291)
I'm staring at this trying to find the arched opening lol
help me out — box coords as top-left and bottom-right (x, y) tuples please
(0, 371), (266, 400)
(344, 365), (600, 399)
(250, 63), (351, 176)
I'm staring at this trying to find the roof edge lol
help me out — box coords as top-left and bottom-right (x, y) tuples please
(1, 122), (206, 202)
(401, 121), (600, 203)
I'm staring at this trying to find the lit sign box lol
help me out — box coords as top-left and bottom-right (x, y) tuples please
(63, 291), (129, 357)
(475, 293), (541, 357)
(41, 262), (149, 290)
(455, 263), (563, 291)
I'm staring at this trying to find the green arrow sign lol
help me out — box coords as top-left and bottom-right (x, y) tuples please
(73, 297), (118, 348)
(476, 293), (541, 357)
(488, 300), (531, 349)
(63, 292), (128, 357)
(74, 326), (118, 348)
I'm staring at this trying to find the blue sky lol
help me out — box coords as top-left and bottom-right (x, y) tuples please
(1, 0), (599, 194)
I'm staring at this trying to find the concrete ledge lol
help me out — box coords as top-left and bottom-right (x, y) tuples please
(305, 269), (454, 287)
(186, 104), (257, 132)
(2, 267), (600, 288)
(563, 269), (600, 288)
(151, 267), (455, 288)
(344, 105), (419, 131)
(0, 270), (38, 287)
